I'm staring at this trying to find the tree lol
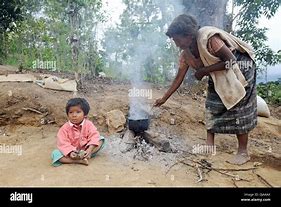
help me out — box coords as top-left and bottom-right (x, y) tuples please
(103, 0), (180, 83)
(1, 0), (105, 79)
(0, 0), (42, 63)
(182, 0), (228, 28)
(182, 0), (280, 76)
(231, 0), (281, 71)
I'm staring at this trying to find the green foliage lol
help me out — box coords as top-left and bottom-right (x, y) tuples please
(257, 81), (281, 105)
(233, 0), (281, 71)
(1, 0), (280, 85)
(1, 0), (105, 75)
(0, 0), (44, 63)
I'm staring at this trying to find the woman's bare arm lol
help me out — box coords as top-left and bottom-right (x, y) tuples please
(195, 44), (237, 80)
(154, 65), (189, 106)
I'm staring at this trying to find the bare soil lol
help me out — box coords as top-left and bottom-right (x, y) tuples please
(0, 65), (280, 187)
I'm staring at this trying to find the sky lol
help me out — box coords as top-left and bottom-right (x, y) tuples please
(101, 0), (281, 82)
(102, 0), (125, 27)
(257, 8), (281, 82)
(259, 8), (281, 53)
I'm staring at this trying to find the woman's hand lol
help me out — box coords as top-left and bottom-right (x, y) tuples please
(195, 68), (207, 80)
(154, 97), (167, 107)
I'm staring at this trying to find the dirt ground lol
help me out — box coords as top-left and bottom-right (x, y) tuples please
(0, 65), (280, 187)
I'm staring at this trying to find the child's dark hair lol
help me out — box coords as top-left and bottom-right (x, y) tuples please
(66, 98), (90, 115)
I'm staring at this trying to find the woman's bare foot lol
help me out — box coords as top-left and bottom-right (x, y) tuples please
(227, 153), (250, 165)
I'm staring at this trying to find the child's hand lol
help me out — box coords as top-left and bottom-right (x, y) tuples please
(84, 145), (95, 159)
(70, 151), (79, 159)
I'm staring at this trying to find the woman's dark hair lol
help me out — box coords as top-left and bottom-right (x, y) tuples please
(166, 14), (198, 38)
(66, 98), (90, 115)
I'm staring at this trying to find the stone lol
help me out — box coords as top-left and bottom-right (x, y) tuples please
(122, 129), (135, 144)
(106, 109), (126, 134)
(143, 130), (172, 152)
(97, 115), (105, 125)
(120, 129), (136, 153)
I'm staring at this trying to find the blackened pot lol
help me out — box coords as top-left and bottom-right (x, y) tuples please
(128, 118), (150, 133)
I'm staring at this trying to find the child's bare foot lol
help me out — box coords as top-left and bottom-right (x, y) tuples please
(79, 158), (89, 166)
(227, 153), (250, 165)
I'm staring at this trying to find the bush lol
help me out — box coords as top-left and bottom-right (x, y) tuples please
(257, 80), (281, 105)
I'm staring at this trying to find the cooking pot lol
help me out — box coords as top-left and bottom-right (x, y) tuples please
(128, 118), (150, 133)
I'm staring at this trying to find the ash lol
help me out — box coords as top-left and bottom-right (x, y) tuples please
(104, 133), (193, 169)
(133, 136), (155, 161)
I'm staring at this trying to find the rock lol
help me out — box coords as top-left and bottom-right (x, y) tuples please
(120, 129), (136, 153)
(106, 109), (126, 134)
(131, 166), (139, 171)
(147, 180), (156, 185)
(122, 129), (135, 144)
(170, 118), (175, 125)
(98, 72), (106, 78)
(198, 119), (205, 125)
(143, 130), (172, 152)
(97, 115), (105, 125)
(14, 109), (23, 116)
(203, 90), (207, 98)
(170, 111), (176, 115)
(253, 162), (262, 167)
(8, 90), (13, 97)
(120, 142), (135, 153)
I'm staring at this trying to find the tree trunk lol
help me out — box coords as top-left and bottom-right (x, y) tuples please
(182, 0), (228, 29)
(68, 0), (82, 90)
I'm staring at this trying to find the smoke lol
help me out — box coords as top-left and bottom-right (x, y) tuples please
(133, 0), (188, 119)
(103, 0), (194, 120)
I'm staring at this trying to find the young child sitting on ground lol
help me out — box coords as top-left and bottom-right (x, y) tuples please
(51, 98), (105, 166)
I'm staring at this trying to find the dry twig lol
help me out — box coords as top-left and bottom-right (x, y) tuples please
(166, 157), (253, 182)
(255, 173), (273, 188)
(212, 167), (257, 172)
(196, 164), (205, 183)
(232, 178), (238, 188)
(22, 107), (43, 114)
(183, 160), (251, 182)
